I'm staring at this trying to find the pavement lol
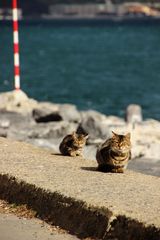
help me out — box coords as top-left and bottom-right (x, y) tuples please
(128, 157), (160, 177)
(0, 137), (159, 239)
(0, 213), (79, 240)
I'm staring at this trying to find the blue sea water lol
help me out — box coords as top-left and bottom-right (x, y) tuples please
(0, 20), (160, 120)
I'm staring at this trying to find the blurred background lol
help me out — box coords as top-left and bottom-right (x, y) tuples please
(0, 0), (160, 119)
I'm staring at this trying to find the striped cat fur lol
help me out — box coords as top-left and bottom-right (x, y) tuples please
(96, 131), (131, 173)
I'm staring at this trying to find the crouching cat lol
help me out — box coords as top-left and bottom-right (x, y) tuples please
(96, 131), (131, 173)
(59, 132), (88, 157)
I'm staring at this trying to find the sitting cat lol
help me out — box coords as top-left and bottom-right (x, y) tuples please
(59, 132), (88, 157)
(96, 131), (131, 173)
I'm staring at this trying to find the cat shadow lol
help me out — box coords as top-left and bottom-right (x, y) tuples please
(51, 153), (78, 158)
(51, 153), (61, 156)
(81, 166), (114, 173)
(81, 167), (98, 172)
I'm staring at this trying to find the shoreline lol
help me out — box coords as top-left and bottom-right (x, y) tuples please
(2, 15), (160, 26)
(0, 90), (159, 177)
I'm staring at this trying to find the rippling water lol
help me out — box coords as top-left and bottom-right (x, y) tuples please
(0, 20), (160, 119)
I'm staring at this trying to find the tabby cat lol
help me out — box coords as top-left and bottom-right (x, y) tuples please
(96, 131), (131, 173)
(59, 132), (88, 157)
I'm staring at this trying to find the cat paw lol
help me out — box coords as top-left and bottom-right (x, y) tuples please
(77, 153), (83, 157)
(112, 168), (124, 173)
(69, 152), (77, 157)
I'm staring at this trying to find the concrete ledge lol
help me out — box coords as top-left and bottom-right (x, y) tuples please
(0, 174), (111, 239)
(0, 137), (159, 239)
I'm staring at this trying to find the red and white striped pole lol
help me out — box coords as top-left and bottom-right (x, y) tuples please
(12, 0), (20, 90)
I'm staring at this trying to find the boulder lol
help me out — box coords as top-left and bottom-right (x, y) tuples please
(78, 110), (107, 139)
(0, 90), (159, 163)
(0, 90), (38, 115)
(0, 110), (35, 128)
(130, 120), (160, 160)
(0, 118), (10, 129)
(125, 104), (143, 124)
(79, 110), (124, 140)
(26, 138), (61, 152)
(0, 128), (7, 138)
(58, 104), (81, 123)
(128, 158), (160, 177)
(83, 145), (97, 160)
(33, 102), (81, 123)
(32, 108), (62, 123)
(27, 121), (78, 139)
(7, 121), (77, 142)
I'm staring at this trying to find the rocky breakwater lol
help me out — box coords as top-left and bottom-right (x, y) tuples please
(0, 90), (159, 176)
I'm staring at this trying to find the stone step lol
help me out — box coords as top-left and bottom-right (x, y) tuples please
(0, 137), (159, 239)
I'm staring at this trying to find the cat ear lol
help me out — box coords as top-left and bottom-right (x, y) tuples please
(84, 133), (89, 139)
(72, 131), (77, 138)
(112, 131), (117, 137)
(126, 133), (131, 139)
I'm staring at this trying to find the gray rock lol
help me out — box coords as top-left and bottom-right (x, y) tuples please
(78, 110), (110, 140)
(0, 90), (38, 115)
(0, 90), (159, 165)
(0, 119), (10, 128)
(26, 138), (62, 152)
(83, 145), (97, 160)
(34, 102), (81, 123)
(0, 128), (7, 138)
(58, 104), (81, 123)
(27, 121), (78, 139)
(0, 111), (35, 128)
(32, 108), (62, 123)
(86, 138), (103, 146)
(125, 104), (143, 124)
(128, 158), (160, 177)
